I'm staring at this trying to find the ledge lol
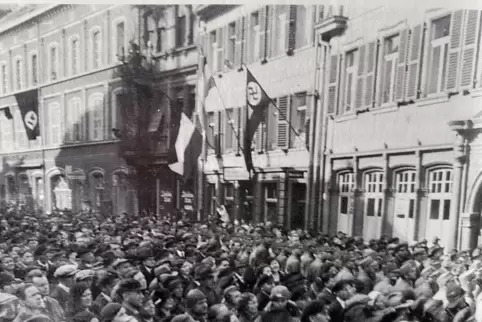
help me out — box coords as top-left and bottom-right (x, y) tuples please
(372, 104), (399, 115)
(470, 87), (482, 98)
(334, 112), (357, 123)
(416, 93), (449, 107)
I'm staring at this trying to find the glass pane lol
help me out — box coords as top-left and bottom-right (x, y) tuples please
(428, 46), (441, 94)
(443, 199), (450, 220)
(408, 199), (415, 219)
(384, 34), (400, 54)
(367, 198), (375, 217)
(383, 59), (393, 103)
(446, 170), (451, 181)
(340, 196), (348, 214)
(440, 43), (448, 90)
(346, 73), (353, 110)
(430, 199), (440, 220)
(432, 15), (451, 40)
(377, 198), (383, 217)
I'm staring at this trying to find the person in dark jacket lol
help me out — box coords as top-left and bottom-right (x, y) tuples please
(260, 285), (300, 322)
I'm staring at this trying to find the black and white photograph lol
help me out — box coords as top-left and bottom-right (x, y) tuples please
(0, 2), (481, 321)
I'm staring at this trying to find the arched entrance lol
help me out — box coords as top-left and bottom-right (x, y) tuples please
(467, 171), (482, 248)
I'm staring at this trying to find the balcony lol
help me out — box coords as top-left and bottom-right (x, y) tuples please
(314, 5), (348, 41)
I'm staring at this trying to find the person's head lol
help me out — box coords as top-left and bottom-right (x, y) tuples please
(140, 298), (156, 318)
(270, 285), (291, 310)
(152, 289), (175, 312)
(114, 260), (133, 278)
(217, 259), (231, 272)
(301, 300), (330, 322)
(21, 251), (34, 265)
(186, 289), (208, 316)
(1, 256), (15, 271)
(180, 261), (193, 276)
(261, 265), (272, 276)
(400, 263), (418, 281)
(28, 271), (50, 297)
(270, 260), (280, 273)
(0, 293), (19, 322)
(117, 279), (144, 309)
(332, 280), (357, 301)
(70, 283), (93, 311)
(258, 274), (275, 294)
(100, 303), (136, 322)
(98, 274), (118, 297)
(16, 284), (45, 309)
(72, 310), (99, 322)
(237, 293), (258, 316)
(0, 272), (16, 294)
(223, 286), (241, 307)
(54, 265), (77, 287)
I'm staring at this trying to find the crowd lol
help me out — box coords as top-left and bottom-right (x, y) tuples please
(1, 203), (482, 322)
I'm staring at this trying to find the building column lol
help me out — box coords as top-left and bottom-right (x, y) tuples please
(277, 172), (287, 228)
(381, 153), (391, 237)
(184, 5), (192, 46)
(253, 174), (263, 224)
(413, 150), (423, 240)
(459, 212), (479, 250)
(352, 157), (364, 237)
(446, 134), (466, 251)
(233, 180), (240, 221)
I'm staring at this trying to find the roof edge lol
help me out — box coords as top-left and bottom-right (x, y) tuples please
(0, 4), (59, 35)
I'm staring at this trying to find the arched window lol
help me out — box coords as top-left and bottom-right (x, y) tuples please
(363, 171), (384, 240)
(393, 169), (417, 242)
(49, 103), (62, 145)
(69, 36), (80, 75)
(13, 56), (23, 91)
(66, 97), (82, 142)
(337, 171), (354, 235)
(90, 28), (102, 69)
(17, 173), (31, 203)
(89, 94), (104, 141)
(426, 167), (453, 247)
(89, 171), (104, 212)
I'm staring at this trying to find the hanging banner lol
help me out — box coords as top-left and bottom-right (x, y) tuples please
(181, 190), (195, 212)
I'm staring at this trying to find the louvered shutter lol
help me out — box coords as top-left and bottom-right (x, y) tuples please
(395, 29), (409, 101)
(266, 103), (276, 150)
(445, 10), (464, 92)
(355, 44), (366, 109)
(215, 111), (221, 156)
(305, 116), (310, 150)
(241, 17), (247, 66)
(223, 109), (231, 152)
(405, 25), (424, 101)
(259, 6), (267, 62)
(216, 28), (224, 72)
(364, 41), (377, 108)
(264, 6), (272, 61)
(234, 19), (242, 67)
(240, 106), (246, 152)
(287, 5), (297, 55)
(277, 96), (289, 149)
(327, 55), (340, 114)
(232, 107), (239, 151)
(460, 10), (481, 89)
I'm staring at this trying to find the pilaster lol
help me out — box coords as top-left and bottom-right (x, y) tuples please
(253, 174), (263, 224)
(277, 172), (287, 227)
(184, 5), (192, 46)
(233, 180), (240, 221)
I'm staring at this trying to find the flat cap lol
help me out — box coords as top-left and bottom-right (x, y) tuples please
(54, 264), (78, 278)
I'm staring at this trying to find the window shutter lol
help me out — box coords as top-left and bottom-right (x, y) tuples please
(255, 127), (262, 152)
(266, 103), (276, 150)
(277, 96), (289, 149)
(231, 108), (238, 151)
(395, 28), (409, 102)
(460, 10), (481, 89)
(445, 10), (464, 92)
(265, 6), (272, 60)
(214, 111), (221, 156)
(327, 54), (340, 114)
(216, 28), (225, 72)
(239, 105), (246, 152)
(234, 19), (242, 67)
(305, 116), (310, 150)
(364, 41), (377, 108)
(355, 44), (366, 109)
(286, 5), (297, 55)
(259, 6), (267, 62)
(405, 24), (424, 101)
(240, 18), (247, 66)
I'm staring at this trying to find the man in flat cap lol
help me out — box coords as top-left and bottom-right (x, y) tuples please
(51, 264), (77, 308)
(184, 289), (208, 322)
(193, 265), (220, 307)
(117, 279), (146, 322)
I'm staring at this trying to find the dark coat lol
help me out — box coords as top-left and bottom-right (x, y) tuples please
(91, 293), (112, 316)
(50, 285), (70, 309)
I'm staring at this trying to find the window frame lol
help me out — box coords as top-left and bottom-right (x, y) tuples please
(49, 102), (62, 146)
(426, 167), (452, 221)
(227, 22), (236, 64)
(394, 169), (417, 220)
(364, 171), (384, 218)
(66, 97), (83, 143)
(112, 18), (127, 62)
(0, 107), (13, 151)
(13, 105), (27, 150)
(48, 42), (59, 82)
(28, 50), (38, 87)
(0, 61), (8, 94)
(88, 93), (105, 142)
(68, 35), (81, 76)
(381, 33), (400, 105)
(343, 48), (358, 113)
(90, 26), (102, 70)
(13, 55), (23, 91)
(338, 171), (355, 216)
(250, 11), (261, 62)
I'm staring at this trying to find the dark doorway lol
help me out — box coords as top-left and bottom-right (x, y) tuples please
(291, 182), (306, 229)
(239, 181), (254, 224)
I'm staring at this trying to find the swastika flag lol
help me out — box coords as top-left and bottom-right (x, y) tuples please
(15, 89), (39, 140)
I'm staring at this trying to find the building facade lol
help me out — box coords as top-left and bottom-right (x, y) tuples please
(322, 6), (482, 250)
(0, 4), (197, 217)
(197, 5), (329, 229)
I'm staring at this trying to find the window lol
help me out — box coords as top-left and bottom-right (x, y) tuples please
(250, 11), (261, 62)
(272, 8), (287, 57)
(393, 170), (417, 240)
(381, 34), (399, 104)
(364, 172), (384, 217)
(344, 49), (358, 112)
(31, 54), (38, 86)
(14, 58), (22, 90)
(89, 172), (104, 212)
(295, 6), (309, 49)
(427, 168), (452, 219)
(225, 183), (234, 200)
(89, 94), (104, 141)
(210, 30), (217, 70)
(265, 182), (277, 223)
(1, 63), (7, 93)
(13, 107), (27, 149)
(290, 92), (307, 148)
(176, 14), (186, 47)
(92, 30), (101, 69)
(227, 22), (236, 64)
(115, 21), (125, 57)
(427, 15), (451, 95)
(0, 110), (13, 151)
(225, 108), (234, 152)
(71, 38), (80, 75)
(338, 171), (354, 234)
(207, 111), (215, 153)
(49, 103), (62, 145)
(66, 98), (82, 142)
(50, 46), (58, 81)
(145, 15), (157, 50)
(396, 170), (416, 193)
